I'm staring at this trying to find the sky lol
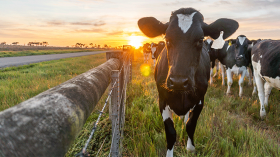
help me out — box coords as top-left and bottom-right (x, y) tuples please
(0, 0), (280, 47)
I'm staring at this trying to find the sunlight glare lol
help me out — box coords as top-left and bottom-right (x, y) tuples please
(128, 35), (143, 49)
(140, 64), (151, 77)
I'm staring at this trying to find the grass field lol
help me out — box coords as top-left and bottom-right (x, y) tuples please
(0, 53), (106, 111)
(0, 50), (279, 156)
(0, 48), (104, 58)
(67, 52), (279, 156)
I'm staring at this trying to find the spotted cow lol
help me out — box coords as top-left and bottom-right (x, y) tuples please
(138, 8), (238, 156)
(251, 40), (280, 119)
(151, 42), (158, 66)
(204, 38), (225, 85)
(213, 35), (253, 97)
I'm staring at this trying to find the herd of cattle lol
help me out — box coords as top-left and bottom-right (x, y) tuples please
(137, 7), (279, 156)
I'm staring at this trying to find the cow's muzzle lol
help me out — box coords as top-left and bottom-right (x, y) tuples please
(167, 76), (189, 91)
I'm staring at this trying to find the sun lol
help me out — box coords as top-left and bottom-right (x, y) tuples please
(128, 35), (143, 49)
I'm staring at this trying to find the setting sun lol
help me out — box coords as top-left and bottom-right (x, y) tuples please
(128, 35), (143, 49)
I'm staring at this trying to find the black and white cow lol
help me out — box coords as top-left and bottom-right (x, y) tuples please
(143, 43), (151, 63)
(151, 42), (158, 66)
(154, 41), (165, 60)
(251, 40), (280, 119)
(204, 38), (225, 85)
(247, 39), (262, 95)
(214, 35), (252, 97)
(138, 8), (238, 156)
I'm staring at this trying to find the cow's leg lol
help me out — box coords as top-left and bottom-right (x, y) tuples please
(252, 76), (257, 95)
(213, 60), (219, 77)
(220, 64), (225, 86)
(210, 68), (213, 85)
(254, 71), (266, 118)
(153, 59), (156, 67)
(185, 100), (203, 153)
(247, 67), (253, 86)
(160, 100), (176, 157)
(264, 82), (273, 107)
(226, 68), (233, 95)
(239, 69), (247, 97)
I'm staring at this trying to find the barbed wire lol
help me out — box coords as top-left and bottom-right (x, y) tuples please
(76, 51), (132, 157)
(108, 59), (130, 157)
(76, 80), (117, 157)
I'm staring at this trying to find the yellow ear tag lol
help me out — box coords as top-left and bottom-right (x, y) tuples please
(229, 41), (232, 46)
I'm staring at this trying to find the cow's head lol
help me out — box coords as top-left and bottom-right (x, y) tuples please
(138, 8), (238, 91)
(234, 35), (252, 67)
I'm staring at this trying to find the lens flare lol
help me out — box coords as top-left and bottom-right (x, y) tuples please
(140, 64), (151, 77)
(128, 35), (143, 49)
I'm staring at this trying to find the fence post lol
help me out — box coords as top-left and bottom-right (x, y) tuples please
(110, 70), (120, 157)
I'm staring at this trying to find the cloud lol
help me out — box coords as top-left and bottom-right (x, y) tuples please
(47, 21), (65, 26)
(75, 28), (105, 33)
(93, 20), (106, 26)
(106, 30), (123, 36)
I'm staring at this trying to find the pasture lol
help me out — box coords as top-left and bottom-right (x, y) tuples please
(0, 53), (106, 111)
(1, 50), (279, 156)
(67, 51), (279, 156)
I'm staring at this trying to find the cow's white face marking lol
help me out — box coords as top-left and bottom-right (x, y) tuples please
(162, 105), (173, 121)
(199, 100), (202, 105)
(206, 39), (212, 44)
(238, 36), (246, 45)
(177, 12), (196, 34)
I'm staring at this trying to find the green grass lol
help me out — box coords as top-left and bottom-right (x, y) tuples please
(67, 51), (279, 156)
(0, 49), (102, 58)
(1, 50), (279, 156)
(0, 53), (106, 111)
(121, 53), (279, 156)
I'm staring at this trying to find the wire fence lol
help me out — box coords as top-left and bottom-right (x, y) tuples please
(76, 45), (133, 157)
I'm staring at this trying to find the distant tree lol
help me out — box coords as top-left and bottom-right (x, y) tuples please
(32, 42), (40, 46)
(1, 42), (6, 45)
(12, 42), (19, 45)
(27, 42), (33, 46)
(42, 41), (48, 47)
(89, 43), (93, 48)
(75, 43), (81, 48)
(98, 45), (100, 48)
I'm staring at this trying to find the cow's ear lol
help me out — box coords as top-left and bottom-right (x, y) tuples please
(138, 17), (168, 38)
(202, 18), (239, 40)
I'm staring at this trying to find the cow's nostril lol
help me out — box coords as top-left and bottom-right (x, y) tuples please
(167, 77), (175, 88)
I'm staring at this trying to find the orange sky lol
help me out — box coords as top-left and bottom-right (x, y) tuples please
(0, 0), (279, 48)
